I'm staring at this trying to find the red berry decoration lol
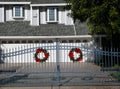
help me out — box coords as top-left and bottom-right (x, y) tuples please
(35, 48), (49, 62)
(69, 48), (83, 62)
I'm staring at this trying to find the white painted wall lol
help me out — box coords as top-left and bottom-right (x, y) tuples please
(39, 6), (73, 25)
(0, 6), (3, 22)
(6, 5), (12, 21)
(5, 5), (30, 21)
(58, 7), (65, 24)
(5, 6), (9, 21)
(0, 6), (4, 22)
(32, 7), (39, 26)
(57, 7), (74, 25)
(65, 10), (74, 25)
(40, 7), (46, 24)
(0, 5), (74, 25)
(24, 5), (30, 21)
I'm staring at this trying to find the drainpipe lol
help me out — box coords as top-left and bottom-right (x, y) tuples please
(73, 22), (77, 36)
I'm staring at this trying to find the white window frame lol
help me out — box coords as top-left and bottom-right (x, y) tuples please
(46, 7), (58, 23)
(13, 6), (24, 18)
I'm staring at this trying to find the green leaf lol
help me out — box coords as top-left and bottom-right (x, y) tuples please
(67, 0), (120, 35)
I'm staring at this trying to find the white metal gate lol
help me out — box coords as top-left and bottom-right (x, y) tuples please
(0, 36), (120, 86)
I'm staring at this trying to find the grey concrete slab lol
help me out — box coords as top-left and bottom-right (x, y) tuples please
(60, 86), (120, 89)
(1, 86), (120, 89)
(0, 63), (119, 86)
(0, 87), (51, 89)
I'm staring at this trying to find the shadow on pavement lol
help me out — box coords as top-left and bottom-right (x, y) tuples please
(0, 74), (28, 86)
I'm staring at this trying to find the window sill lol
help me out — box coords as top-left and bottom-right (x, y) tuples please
(13, 17), (24, 19)
(46, 21), (58, 23)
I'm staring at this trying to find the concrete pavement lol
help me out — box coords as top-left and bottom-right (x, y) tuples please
(1, 86), (120, 89)
(0, 63), (120, 87)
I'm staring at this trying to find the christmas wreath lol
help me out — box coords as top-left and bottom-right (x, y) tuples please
(35, 48), (49, 62)
(69, 48), (83, 62)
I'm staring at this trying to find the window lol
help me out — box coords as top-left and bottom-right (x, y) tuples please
(13, 6), (24, 18)
(49, 8), (55, 21)
(46, 7), (58, 22)
(15, 6), (21, 16)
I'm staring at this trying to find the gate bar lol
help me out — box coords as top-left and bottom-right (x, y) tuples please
(56, 38), (61, 85)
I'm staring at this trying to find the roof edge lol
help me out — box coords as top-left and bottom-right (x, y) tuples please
(0, 35), (92, 40)
(0, 2), (31, 5)
(30, 3), (67, 6)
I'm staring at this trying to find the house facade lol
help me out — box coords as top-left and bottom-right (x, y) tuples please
(0, 0), (73, 26)
(0, 0), (94, 63)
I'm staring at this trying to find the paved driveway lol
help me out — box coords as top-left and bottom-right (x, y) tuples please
(0, 62), (119, 86)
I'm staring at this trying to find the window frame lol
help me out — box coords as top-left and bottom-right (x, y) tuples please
(46, 7), (58, 23)
(13, 6), (24, 18)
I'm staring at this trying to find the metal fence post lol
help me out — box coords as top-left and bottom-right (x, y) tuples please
(0, 43), (1, 63)
(56, 38), (61, 85)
